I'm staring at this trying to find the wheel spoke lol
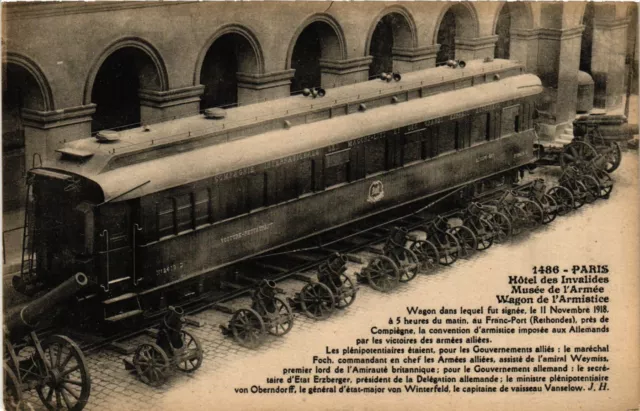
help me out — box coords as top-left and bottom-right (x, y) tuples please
(59, 387), (74, 409)
(61, 364), (80, 378)
(61, 383), (80, 400)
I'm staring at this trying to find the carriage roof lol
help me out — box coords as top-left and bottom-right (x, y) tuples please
(43, 73), (541, 203)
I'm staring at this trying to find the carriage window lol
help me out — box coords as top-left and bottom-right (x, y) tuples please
(175, 193), (193, 233)
(365, 137), (386, 175)
(437, 121), (456, 154)
(157, 198), (175, 238)
(216, 178), (249, 220)
(470, 113), (490, 145)
(403, 126), (425, 164)
(194, 188), (211, 226)
(324, 149), (350, 188)
(501, 105), (520, 136)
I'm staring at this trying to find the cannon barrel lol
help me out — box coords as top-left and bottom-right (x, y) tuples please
(5, 272), (88, 339)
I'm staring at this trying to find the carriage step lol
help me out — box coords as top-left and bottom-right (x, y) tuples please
(105, 309), (143, 323)
(108, 276), (131, 285)
(102, 292), (138, 305)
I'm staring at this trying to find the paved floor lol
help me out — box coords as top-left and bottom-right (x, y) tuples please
(15, 150), (639, 411)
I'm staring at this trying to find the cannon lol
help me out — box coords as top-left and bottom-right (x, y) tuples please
(4, 272), (91, 411)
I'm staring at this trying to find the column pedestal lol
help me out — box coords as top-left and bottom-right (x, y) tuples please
(236, 70), (295, 105)
(454, 36), (499, 62)
(139, 85), (204, 125)
(319, 56), (373, 88)
(510, 29), (539, 72)
(391, 45), (440, 72)
(591, 18), (629, 110)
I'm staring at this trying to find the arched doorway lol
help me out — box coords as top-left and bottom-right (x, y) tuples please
(2, 63), (47, 210)
(368, 12), (414, 78)
(199, 32), (259, 110)
(579, 3), (595, 74)
(494, 3), (534, 60)
(494, 5), (511, 59)
(90, 47), (162, 133)
(435, 4), (477, 65)
(289, 20), (343, 93)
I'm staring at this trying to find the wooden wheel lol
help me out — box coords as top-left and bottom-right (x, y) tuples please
(470, 217), (494, 250)
(229, 308), (266, 349)
(133, 343), (169, 387)
(299, 282), (336, 320)
(566, 181), (587, 209)
(36, 335), (91, 410)
(264, 296), (294, 336)
(447, 225), (477, 258)
(175, 331), (203, 373)
(516, 200), (544, 229)
(539, 194), (558, 224)
(547, 186), (574, 215)
(331, 274), (357, 309)
(508, 205), (528, 236)
(600, 142), (621, 173)
(489, 212), (512, 243)
(580, 175), (601, 203)
(594, 171), (613, 198)
(386, 247), (419, 282)
(560, 141), (598, 170)
(4, 363), (22, 411)
(436, 232), (459, 265)
(364, 255), (400, 292)
(409, 240), (439, 274)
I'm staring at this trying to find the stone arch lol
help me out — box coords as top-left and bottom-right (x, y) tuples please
(3, 52), (54, 111)
(83, 37), (168, 105)
(493, 2), (534, 59)
(579, 2), (596, 74)
(286, 13), (348, 69)
(365, 5), (418, 77)
(196, 24), (265, 110)
(433, 3), (479, 64)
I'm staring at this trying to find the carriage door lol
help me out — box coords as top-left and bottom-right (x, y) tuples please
(98, 202), (133, 291)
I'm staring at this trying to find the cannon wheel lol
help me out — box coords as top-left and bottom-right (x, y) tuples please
(409, 240), (439, 274)
(264, 296), (294, 336)
(229, 308), (266, 349)
(489, 212), (512, 243)
(365, 255), (400, 292)
(332, 273), (357, 309)
(447, 225), (477, 258)
(560, 141), (598, 170)
(436, 232), (460, 265)
(386, 247), (419, 282)
(547, 186), (574, 216)
(601, 142), (622, 173)
(133, 342), (169, 387)
(517, 199), (544, 229)
(594, 171), (613, 198)
(175, 331), (203, 373)
(539, 194), (558, 224)
(36, 335), (91, 411)
(469, 217), (494, 251)
(4, 363), (22, 411)
(299, 282), (336, 320)
(581, 175), (601, 204)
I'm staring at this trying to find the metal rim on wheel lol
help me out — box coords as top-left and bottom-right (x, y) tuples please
(571, 181), (587, 208)
(36, 335), (91, 411)
(387, 247), (419, 282)
(490, 212), (512, 243)
(509, 205), (528, 235)
(299, 282), (336, 320)
(547, 186), (574, 215)
(265, 296), (294, 336)
(595, 172), (613, 198)
(472, 217), (494, 250)
(229, 308), (266, 349)
(447, 225), (477, 258)
(581, 175), (601, 203)
(409, 240), (439, 274)
(175, 331), (203, 373)
(560, 141), (598, 170)
(517, 200), (544, 228)
(365, 255), (400, 292)
(539, 194), (558, 224)
(133, 342), (169, 387)
(333, 274), (357, 309)
(603, 142), (621, 173)
(437, 232), (459, 265)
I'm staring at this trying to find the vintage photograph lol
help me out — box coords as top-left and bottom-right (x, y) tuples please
(1, 2), (638, 410)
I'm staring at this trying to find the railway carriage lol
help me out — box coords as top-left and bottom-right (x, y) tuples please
(16, 60), (542, 327)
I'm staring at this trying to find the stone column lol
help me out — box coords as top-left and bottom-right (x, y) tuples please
(454, 36), (499, 62)
(319, 56), (374, 88)
(509, 29), (539, 72)
(591, 18), (629, 110)
(138, 85), (205, 125)
(391, 45), (440, 73)
(236, 70), (295, 105)
(535, 26), (584, 137)
(21, 104), (96, 166)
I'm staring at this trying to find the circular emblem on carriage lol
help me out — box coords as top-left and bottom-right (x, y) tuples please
(367, 180), (385, 203)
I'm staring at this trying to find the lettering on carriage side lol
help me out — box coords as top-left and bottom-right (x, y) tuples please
(476, 153), (495, 163)
(220, 222), (274, 244)
(156, 261), (185, 276)
(367, 181), (385, 203)
(348, 132), (388, 147)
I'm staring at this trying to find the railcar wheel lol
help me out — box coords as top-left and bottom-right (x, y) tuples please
(331, 273), (357, 309)
(175, 331), (203, 373)
(365, 256), (400, 292)
(264, 296), (294, 336)
(447, 226), (477, 258)
(36, 335), (91, 411)
(489, 212), (512, 243)
(436, 232), (459, 265)
(4, 363), (22, 411)
(581, 175), (601, 203)
(471, 218), (495, 250)
(409, 240), (439, 274)
(560, 141), (598, 170)
(133, 343), (169, 387)
(386, 247), (419, 282)
(299, 282), (336, 320)
(229, 308), (266, 349)
(602, 142), (622, 173)
(516, 200), (544, 229)
(539, 194), (558, 224)
(546, 186), (574, 216)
